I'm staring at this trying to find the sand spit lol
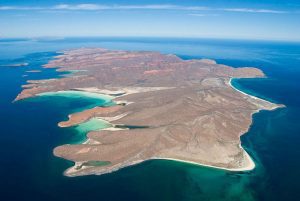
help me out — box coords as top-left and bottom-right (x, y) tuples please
(58, 106), (123, 128)
(228, 78), (285, 110)
(73, 87), (175, 97)
(62, 147), (255, 177)
(152, 148), (255, 172)
(26, 70), (41, 73)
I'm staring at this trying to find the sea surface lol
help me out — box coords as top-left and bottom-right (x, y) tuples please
(0, 37), (299, 201)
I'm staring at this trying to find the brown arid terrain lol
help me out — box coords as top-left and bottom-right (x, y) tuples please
(16, 48), (284, 177)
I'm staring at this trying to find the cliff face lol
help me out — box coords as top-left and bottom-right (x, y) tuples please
(17, 48), (280, 176)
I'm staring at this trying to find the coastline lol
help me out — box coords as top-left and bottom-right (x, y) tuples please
(151, 147), (255, 172)
(33, 78), (282, 176)
(223, 77), (284, 172)
(228, 78), (284, 110)
(63, 145), (255, 177)
(57, 82), (262, 175)
(52, 78), (281, 176)
(16, 47), (286, 177)
(37, 90), (115, 101)
(36, 77), (284, 177)
(156, 77), (283, 173)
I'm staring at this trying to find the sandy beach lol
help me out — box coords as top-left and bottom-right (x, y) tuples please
(151, 148), (255, 172)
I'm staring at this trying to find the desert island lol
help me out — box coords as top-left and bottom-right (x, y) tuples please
(15, 48), (283, 177)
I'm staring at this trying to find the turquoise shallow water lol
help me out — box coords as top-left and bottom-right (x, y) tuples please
(36, 90), (114, 113)
(36, 90), (113, 144)
(30, 91), (113, 145)
(72, 118), (111, 144)
(0, 38), (299, 201)
(38, 90), (113, 102)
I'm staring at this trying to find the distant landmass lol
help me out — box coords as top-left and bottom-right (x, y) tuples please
(16, 48), (283, 177)
(1, 62), (28, 67)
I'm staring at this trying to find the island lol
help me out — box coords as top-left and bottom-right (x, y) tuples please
(26, 70), (42, 73)
(1, 62), (28, 67)
(15, 48), (283, 177)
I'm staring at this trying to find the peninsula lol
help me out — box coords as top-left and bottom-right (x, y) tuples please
(16, 48), (283, 176)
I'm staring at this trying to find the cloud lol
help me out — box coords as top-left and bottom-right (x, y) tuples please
(0, 6), (43, 10)
(52, 4), (109, 10)
(188, 13), (220, 17)
(0, 4), (288, 14)
(51, 4), (209, 11)
(222, 8), (287, 14)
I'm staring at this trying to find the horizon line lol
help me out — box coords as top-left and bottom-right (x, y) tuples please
(0, 4), (290, 14)
(1, 35), (300, 43)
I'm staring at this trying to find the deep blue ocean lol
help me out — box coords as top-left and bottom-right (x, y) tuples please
(0, 37), (299, 201)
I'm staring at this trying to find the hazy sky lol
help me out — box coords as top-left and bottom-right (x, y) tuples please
(1, 0), (300, 41)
